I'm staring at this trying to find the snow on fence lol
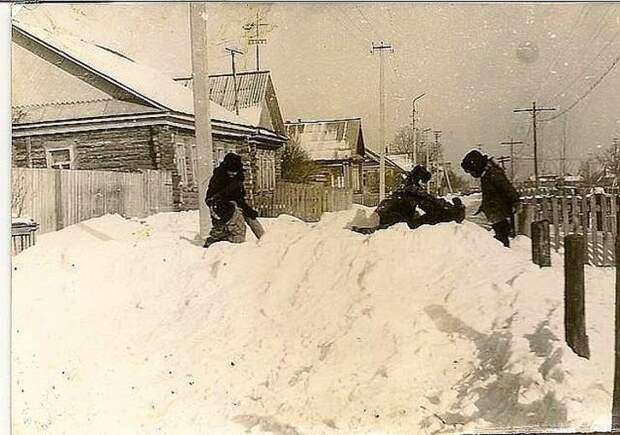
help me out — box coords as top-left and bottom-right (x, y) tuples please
(12, 168), (174, 235)
(517, 193), (619, 267)
(254, 181), (353, 222)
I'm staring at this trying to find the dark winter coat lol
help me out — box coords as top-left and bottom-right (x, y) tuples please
(376, 183), (464, 229)
(478, 161), (520, 224)
(205, 167), (256, 222)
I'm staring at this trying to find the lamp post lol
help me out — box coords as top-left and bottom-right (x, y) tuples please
(411, 93), (426, 167)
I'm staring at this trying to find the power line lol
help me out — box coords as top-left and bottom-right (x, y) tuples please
(542, 50), (620, 122)
(536, 6), (613, 103)
(548, 25), (620, 102)
(533, 5), (589, 100)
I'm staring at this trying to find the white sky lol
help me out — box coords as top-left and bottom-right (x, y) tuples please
(12, 2), (620, 177)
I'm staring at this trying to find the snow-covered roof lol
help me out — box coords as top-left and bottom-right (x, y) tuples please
(285, 118), (364, 161)
(12, 19), (253, 127)
(363, 148), (405, 172)
(386, 153), (414, 172)
(175, 71), (286, 135)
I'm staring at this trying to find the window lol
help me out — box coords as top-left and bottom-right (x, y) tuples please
(257, 152), (276, 191)
(46, 148), (72, 169)
(352, 166), (360, 191)
(189, 144), (198, 187)
(176, 143), (188, 186)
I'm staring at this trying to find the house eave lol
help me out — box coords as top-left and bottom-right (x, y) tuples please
(12, 111), (287, 146)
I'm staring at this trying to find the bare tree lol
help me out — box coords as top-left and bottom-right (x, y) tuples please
(389, 125), (414, 155)
(595, 142), (620, 184)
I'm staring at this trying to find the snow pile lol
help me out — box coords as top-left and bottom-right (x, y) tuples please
(12, 207), (615, 434)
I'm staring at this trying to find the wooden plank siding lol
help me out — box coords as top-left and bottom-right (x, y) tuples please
(11, 168), (173, 235)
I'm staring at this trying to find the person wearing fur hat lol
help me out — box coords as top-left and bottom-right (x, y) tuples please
(461, 149), (520, 247)
(204, 153), (260, 247)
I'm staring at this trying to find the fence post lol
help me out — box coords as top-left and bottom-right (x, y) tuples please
(564, 234), (590, 359)
(54, 170), (64, 231)
(531, 220), (551, 267)
(551, 197), (560, 251)
(614, 213), (620, 429)
(518, 203), (534, 237)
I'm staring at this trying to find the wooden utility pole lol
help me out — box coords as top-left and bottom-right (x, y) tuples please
(244, 12), (269, 71)
(613, 215), (620, 430)
(514, 102), (556, 190)
(225, 47), (243, 115)
(190, 2), (214, 239)
(500, 138), (523, 182)
(371, 41), (393, 201)
(561, 113), (568, 180)
(411, 93), (426, 167)
(432, 131), (442, 195)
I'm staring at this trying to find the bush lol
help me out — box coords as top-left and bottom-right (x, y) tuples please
(281, 140), (319, 183)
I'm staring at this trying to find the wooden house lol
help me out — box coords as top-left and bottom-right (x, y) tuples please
(11, 19), (287, 211)
(361, 149), (408, 196)
(284, 118), (366, 192)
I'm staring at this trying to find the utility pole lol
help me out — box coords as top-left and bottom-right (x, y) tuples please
(190, 2), (214, 239)
(411, 93), (426, 167)
(500, 138), (523, 182)
(422, 128), (431, 192)
(561, 113), (568, 181)
(432, 130), (442, 195)
(514, 102), (556, 190)
(244, 12), (269, 71)
(225, 47), (243, 115)
(371, 41), (393, 201)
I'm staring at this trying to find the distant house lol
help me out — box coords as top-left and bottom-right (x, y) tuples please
(11, 19), (287, 211)
(361, 148), (407, 195)
(284, 118), (366, 192)
(174, 70), (286, 137)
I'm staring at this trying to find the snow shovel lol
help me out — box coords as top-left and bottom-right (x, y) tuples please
(244, 216), (265, 239)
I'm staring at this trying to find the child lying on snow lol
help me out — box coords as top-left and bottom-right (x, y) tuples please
(351, 165), (466, 234)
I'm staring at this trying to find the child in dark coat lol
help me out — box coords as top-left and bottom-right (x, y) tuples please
(353, 165), (465, 233)
(204, 153), (260, 247)
(461, 150), (520, 247)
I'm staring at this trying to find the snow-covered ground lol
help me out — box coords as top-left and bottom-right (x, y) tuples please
(11, 207), (615, 435)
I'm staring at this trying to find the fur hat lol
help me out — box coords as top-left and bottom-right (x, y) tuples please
(221, 153), (243, 173)
(461, 150), (488, 176)
(406, 165), (432, 185)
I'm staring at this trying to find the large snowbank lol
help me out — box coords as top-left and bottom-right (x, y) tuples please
(12, 207), (615, 434)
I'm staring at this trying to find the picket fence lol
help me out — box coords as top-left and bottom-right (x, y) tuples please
(517, 193), (619, 266)
(12, 168), (174, 235)
(254, 181), (353, 222)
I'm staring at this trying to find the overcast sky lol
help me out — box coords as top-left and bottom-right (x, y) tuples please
(14, 2), (620, 177)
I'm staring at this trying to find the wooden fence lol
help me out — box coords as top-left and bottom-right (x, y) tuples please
(517, 193), (619, 266)
(353, 191), (380, 208)
(254, 182), (353, 222)
(12, 168), (174, 235)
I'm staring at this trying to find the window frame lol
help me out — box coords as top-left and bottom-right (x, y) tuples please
(175, 142), (188, 187)
(45, 147), (73, 170)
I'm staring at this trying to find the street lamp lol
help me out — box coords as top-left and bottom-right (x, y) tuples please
(411, 93), (426, 167)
